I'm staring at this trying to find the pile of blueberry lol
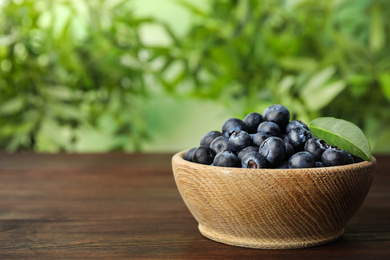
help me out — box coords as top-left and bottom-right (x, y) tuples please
(184, 104), (363, 169)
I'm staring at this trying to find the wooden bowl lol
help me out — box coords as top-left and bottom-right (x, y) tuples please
(172, 150), (376, 249)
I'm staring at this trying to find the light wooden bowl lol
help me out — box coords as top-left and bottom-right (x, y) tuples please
(172, 150), (376, 249)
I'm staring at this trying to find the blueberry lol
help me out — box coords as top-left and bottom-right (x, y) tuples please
(184, 147), (196, 162)
(321, 146), (347, 166)
(241, 152), (268, 169)
(287, 127), (312, 151)
(257, 121), (281, 137)
(352, 155), (364, 163)
(263, 104), (290, 128)
(283, 137), (295, 160)
(342, 150), (354, 165)
(228, 131), (252, 152)
(243, 112), (263, 134)
(304, 138), (329, 161)
(288, 151), (315, 168)
(276, 161), (289, 169)
(315, 161), (325, 167)
(200, 131), (222, 147)
(222, 118), (246, 137)
(210, 136), (230, 154)
(251, 133), (268, 147)
(193, 146), (216, 165)
(259, 137), (285, 166)
(213, 150), (240, 167)
(285, 120), (308, 133)
(237, 146), (259, 161)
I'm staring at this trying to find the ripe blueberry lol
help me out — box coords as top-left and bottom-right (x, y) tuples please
(321, 146), (347, 166)
(259, 137), (285, 166)
(342, 150), (354, 165)
(200, 131), (222, 147)
(251, 133), (268, 147)
(288, 151), (315, 168)
(304, 138), (329, 161)
(315, 161), (325, 167)
(222, 118), (246, 137)
(287, 127), (312, 151)
(184, 147), (196, 162)
(276, 161), (289, 169)
(241, 152), (268, 169)
(213, 150), (240, 167)
(352, 155), (364, 163)
(257, 121), (281, 137)
(228, 131), (252, 152)
(237, 146), (259, 161)
(243, 112), (263, 134)
(193, 146), (216, 165)
(285, 120), (308, 133)
(210, 136), (230, 154)
(263, 104), (290, 128)
(283, 137), (295, 160)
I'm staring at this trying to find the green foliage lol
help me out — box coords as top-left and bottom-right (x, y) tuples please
(0, 0), (151, 151)
(155, 0), (390, 152)
(1, 0), (390, 153)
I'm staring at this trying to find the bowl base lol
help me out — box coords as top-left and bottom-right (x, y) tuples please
(198, 224), (344, 250)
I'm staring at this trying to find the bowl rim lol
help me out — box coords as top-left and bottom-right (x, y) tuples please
(173, 149), (376, 173)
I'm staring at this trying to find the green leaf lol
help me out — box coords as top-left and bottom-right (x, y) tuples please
(309, 117), (372, 162)
(369, 3), (384, 52)
(46, 85), (74, 101)
(161, 22), (180, 47)
(301, 67), (336, 97)
(278, 57), (318, 72)
(302, 80), (346, 111)
(379, 73), (390, 102)
(175, 0), (208, 17)
(0, 97), (24, 115)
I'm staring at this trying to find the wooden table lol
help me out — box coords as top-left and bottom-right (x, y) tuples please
(0, 153), (389, 259)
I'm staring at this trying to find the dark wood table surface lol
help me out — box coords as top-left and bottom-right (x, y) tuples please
(0, 153), (389, 259)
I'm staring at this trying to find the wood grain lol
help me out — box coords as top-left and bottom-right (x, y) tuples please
(0, 153), (389, 259)
(172, 151), (376, 249)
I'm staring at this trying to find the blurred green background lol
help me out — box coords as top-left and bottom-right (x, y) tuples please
(0, 0), (389, 153)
